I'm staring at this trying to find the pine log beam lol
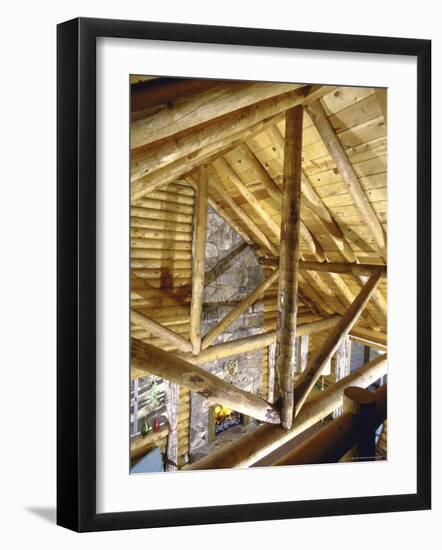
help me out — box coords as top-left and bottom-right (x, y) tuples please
(293, 270), (383, 416)
(207, 196), (254, 245)
(131, 78), (221, 115)
(180, 316), (341, 366)
(131, 309), (192, 353)
(275, 104), (303, 429)
(131, 339), (280, 424)
(201, 269), (280, 350)
(273, 384), (386, 466)
(357, 274), (387, 316)
(184, 354), (387, 470)
(213, 157), (281, 239)
(189, 166), (208, 354)
(301, 174), (357, 262)
(307, 100), (387, 260)
(131, 118), (275, 200)
(300, 224), (327, 260)
(298, 260), (386, 277)
(237, 143), (283, 202)
(268, 124), (356, 262)
(132, 81), (301, 149)
(217, 148), (325, 259)
(208, 172), (279, 257)
(350, 327), (387, 350)
(131, 84), (327, 183)
(186, 175), (254, 246)
(131, 86), (336, 198)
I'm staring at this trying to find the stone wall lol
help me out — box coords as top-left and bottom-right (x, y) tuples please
(189, 207), (265, 460)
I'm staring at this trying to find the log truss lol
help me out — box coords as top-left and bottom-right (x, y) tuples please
(130, 78), (388, 468)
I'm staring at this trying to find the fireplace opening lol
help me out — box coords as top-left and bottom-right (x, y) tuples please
(208, 404), (247, 442)
(214, 405), (242, 436)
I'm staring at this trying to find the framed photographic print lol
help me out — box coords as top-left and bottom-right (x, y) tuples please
(57, 17), (431, 532)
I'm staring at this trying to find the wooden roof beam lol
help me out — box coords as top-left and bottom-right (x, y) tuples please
(184, 353), (387, 470)
(201, 269), (280, 350)
(267, 123), (356, 262)
(132, 81), (302, 148)
(213, 157), (281, 239)
(131, 85), (334, 186)
(215, 153), (325, 260)
(207, 171), (279, 257)
(131, 339), (280, 424)
(131, 114), (280, 200)
(179, 316), (341, 365)
(299, 260), (386, 277)
(293, 270), (383, 416)
(261, 259), (387, 278)
(186, 175), (254, 247)
(131, 309), (192, 353)
(307, 100), (387, 260)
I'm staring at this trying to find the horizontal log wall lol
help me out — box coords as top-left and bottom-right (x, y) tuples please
(131, 182), (195, 464)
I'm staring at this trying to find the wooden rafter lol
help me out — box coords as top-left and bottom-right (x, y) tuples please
(131, 309), (192, 353)
(208, 170), (279, 257)
(298, 260), (386, 277)
(225, 145), (326, 260)
(131, 85), (336, 200)
(186, 175), (254, 246)
(213, 157), (281, 239)
(131, 85), (328, 183)
(307, 100), (387, 260)
(293, 270), (383, 416)
(131, 339), (280, 424)
(179, 316), (340, 366)
(201, 269), (280, 350)
(275, 104), (303, 429)
(131, 81), (301, 149)
(131, 120), (273, 200)
(268, 123), (357, 263)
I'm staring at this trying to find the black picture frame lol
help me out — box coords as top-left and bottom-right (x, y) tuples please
(57, 17), (431, 532)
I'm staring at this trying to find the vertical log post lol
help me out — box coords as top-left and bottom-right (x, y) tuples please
(164, 380), (179, 471)
(297, 334), (309, 374)
(341, 386), (377, 462)
(190, 165), (208, 355)
(332, 335), (352, 418)
(275, 105), (304, 429)
(268, 343), (277, 403)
